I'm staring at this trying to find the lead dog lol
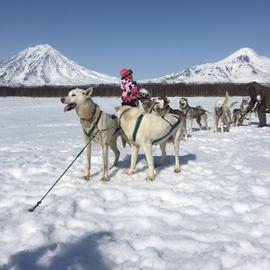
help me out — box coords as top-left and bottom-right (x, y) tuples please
(116, 106), (182, 180)
(61, 87), (123, 181)
(179, 98), (208, 132)
(213, 91), (232, 133)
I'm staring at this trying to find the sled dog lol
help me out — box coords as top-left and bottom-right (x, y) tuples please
(232, 97), (250, 126)
(179, 97), (208, 132)
(213, 92), (232, 133)
(139, 88), (155, 113)
(153, 96), (187, 140)
(61, 87), (124, 181)
(116, 106), (182, 180)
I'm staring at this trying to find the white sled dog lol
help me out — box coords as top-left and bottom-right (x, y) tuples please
(61, 87), (124, 181)
(116, 106), (182, 180)
(213, 91), (232, 133)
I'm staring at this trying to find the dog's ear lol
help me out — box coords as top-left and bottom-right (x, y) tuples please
(115, 106), (121, 112)
(84, 87), (93, 97)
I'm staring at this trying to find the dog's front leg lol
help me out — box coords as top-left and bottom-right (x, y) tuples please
(142, 142), (154, 181)
(101, 143), (109, 181)
(173, 134), (181, 173)
(213, 117), (217, 132)
(190, 118), (193, 133)
(221, 119), (224, 133)
(183, 120), (188, 140)
(227, 118), (231, 132)
(127, 144), (139, 176)
(82, 133), (91, 180)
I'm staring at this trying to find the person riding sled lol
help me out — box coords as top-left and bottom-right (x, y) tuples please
(119, 68), (141, 107)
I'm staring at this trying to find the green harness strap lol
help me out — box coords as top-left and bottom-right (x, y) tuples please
(152, 116), (180, 145)
(84, 110), (103, 138)
(132, 114), (144, 142)
(132, 114), (180, 145)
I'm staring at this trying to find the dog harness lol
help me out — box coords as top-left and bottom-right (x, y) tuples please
(83, 110), (103, 138)
(132, 114), (144, 142)
(132, 114), (180, 145)
(152, 115), (180, 145)
(182, 106), (190, 116)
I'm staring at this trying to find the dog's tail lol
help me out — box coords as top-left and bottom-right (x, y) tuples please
(223, 91), (230, 106)
(120, 131), (130, 148)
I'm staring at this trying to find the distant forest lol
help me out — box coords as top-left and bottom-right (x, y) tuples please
(0, 83), (269, 98)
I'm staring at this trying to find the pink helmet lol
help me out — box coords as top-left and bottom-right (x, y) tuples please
(120, 68), (133, 79)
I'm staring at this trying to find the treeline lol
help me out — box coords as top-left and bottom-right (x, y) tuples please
(0, 83), (269, 97)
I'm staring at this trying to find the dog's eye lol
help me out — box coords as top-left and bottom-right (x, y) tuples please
(72, 94), (76, 97)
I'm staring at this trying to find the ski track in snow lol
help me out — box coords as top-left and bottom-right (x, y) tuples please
(0, 96), (270, 270)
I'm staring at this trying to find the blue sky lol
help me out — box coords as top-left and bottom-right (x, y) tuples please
(1, 0), (270, 79)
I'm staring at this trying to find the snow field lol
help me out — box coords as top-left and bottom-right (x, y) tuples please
(0, 96), (270, 270)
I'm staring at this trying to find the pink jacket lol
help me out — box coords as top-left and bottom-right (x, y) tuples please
(121, 79), (140, 105)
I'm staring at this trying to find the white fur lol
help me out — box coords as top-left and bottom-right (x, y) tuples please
(213, 92), (232, 133)
(61, 87), (123, 181)
(116, 106), (182, 180)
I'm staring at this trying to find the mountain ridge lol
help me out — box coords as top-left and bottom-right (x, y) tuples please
(141, 48), (270, 85)
(0, 44), (119, 86)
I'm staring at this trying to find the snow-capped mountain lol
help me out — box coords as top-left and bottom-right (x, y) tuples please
(143, 48), (270, 85)
(0, 44), (119, 86)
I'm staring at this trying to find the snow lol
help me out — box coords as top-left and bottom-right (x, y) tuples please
(1, 96), (270, 270)
(0, 44), (119, 86)
(143, 48), (270, 85)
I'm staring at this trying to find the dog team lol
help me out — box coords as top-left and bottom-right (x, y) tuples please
(61, 68), (268, 181)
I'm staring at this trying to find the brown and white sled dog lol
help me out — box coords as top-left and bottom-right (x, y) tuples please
(213, 91), (232, 133)
(153, 96), (187, 140)
(116, 106), (182, 180)
(139, 88), (155, 113)
(179, 97), (208, 132)
(232, 97), (250, 126)
(61, 87), (123, 181)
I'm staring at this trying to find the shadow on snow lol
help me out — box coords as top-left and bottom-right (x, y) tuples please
(2, 232), (112, 270)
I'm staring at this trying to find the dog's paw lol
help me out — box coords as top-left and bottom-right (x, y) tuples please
(122, 170), (132, 176)
(174, 167), (181, 173)
(145, 175), (154, 181)
(81, 175), (90, 181)
(101, 176), (109, 181)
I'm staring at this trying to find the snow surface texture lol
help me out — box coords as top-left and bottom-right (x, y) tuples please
(0, 44), (119, 86)
(143, 48), (270, 85)
(1, 97), (270, 270)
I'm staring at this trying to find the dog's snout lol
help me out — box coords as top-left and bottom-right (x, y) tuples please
(61, 97), (65, 103)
